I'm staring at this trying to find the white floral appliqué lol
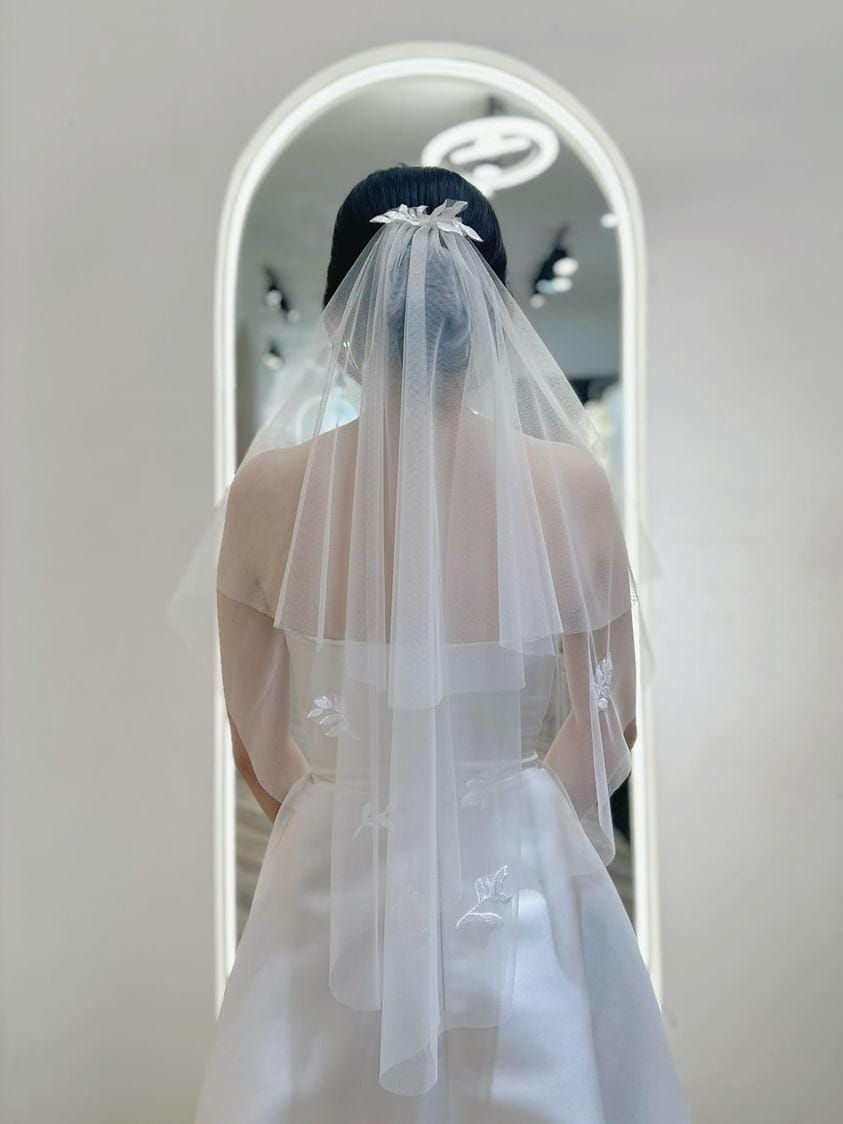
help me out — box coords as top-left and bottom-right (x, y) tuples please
(591, 654), (614, 712)
(390, 885), (429, 935)
(456, 865), (513, 931)
(307, 695), (356, 739)
(354, 801), (390, 838)
(460, 763), (512, 810)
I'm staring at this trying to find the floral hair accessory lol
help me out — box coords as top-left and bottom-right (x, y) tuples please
(370, 199), (483, 241)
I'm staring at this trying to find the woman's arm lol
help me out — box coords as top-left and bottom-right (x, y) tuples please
(218, 590), (311, 823)
(231, 718), (282, 822)
(216, 450), (313, 822)
(229, 716), (309, 823)
(544, 610), (637, 814)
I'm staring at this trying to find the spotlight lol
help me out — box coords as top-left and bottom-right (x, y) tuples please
(531, 225), (577, 302)
(600, 212), (619, 229)
(262, 340), (284, 369)
(552, 256), (579, 277)
(264, 267), (300, 321)
(536, 277), (572, 295)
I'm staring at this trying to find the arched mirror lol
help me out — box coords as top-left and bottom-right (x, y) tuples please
(215, 43), (652, 996)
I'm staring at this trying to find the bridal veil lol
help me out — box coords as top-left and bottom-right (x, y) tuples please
(181, 198), (638, 1097)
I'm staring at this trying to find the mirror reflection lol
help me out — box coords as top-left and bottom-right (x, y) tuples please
(233, 74), (629, 938)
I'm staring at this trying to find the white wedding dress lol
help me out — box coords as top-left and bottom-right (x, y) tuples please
(194, 629), (690, 1124)
(187, 196), (692, 1122)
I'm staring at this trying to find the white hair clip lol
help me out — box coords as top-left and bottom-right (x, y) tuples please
(370, 199), (483, 242)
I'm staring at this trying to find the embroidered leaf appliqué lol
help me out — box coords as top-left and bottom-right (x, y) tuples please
(353, 801), (390, 838)
(390, 886), (429, 935)
(307, 695), (356, 739)
(460, 763), (512, 810)
(591, 654), (614, 712)
(456, 865), (513, 931)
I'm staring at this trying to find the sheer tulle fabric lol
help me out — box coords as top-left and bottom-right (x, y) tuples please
(214, 201), (637, 1096)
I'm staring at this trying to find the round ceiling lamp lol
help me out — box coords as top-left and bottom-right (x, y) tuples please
(421, 115), (560, 197)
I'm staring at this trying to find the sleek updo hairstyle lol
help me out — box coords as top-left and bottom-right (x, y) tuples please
(322, 165), (508, 307)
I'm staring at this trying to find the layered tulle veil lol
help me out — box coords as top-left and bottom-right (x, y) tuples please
(172, 198), (640, 1097)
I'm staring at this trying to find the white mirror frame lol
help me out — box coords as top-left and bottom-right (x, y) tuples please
(212, 40), (658, 1007)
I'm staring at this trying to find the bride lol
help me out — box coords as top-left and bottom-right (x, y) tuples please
(193, 166), (690, 1123)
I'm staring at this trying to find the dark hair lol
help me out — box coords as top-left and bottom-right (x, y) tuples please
(323, 165), (508, 307)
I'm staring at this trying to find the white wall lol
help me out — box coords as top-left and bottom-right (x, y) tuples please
(1, 4), (841, 1122)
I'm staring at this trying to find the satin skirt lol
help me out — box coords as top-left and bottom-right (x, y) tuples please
(194, 764), (690, 1124)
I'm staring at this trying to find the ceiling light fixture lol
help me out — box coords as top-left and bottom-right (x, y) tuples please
(421, 115), (560, 197)
(262, 340), (284, 369)
(264, 267), (300, 321)
(552, 255), (579, 277)
(531, 224), (577, 303)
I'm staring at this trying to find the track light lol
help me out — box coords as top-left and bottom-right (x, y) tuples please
(536, 276), (572, 294)
(531, 225), (577, 303)
(262, 340), (284, 369)
(552, 255), (578, 277)
(264, 267), (300, 322)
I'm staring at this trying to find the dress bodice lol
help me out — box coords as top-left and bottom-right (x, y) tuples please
(285, 629), (555, 782)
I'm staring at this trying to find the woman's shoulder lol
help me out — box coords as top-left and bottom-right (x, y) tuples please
(228, 444), (307, 512)
(523, 432), (610, 496)
(229, 420), (358, 517)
